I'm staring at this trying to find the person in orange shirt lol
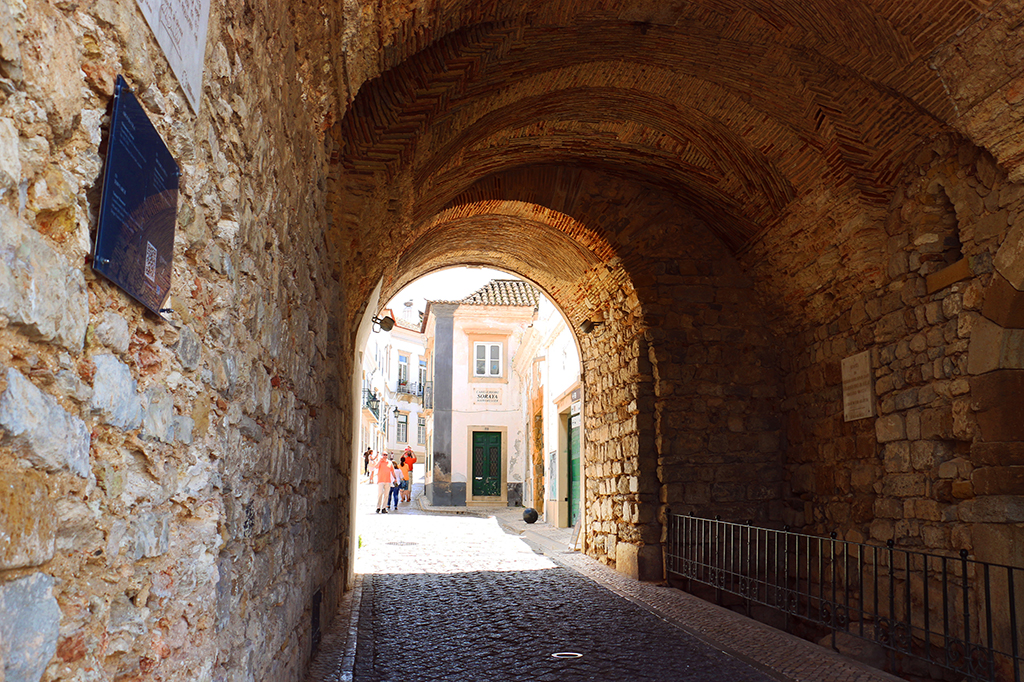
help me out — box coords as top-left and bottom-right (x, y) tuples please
(402, 446), (417, 500)
(399, 455), (411, 502)
(375, 453), (394, 513)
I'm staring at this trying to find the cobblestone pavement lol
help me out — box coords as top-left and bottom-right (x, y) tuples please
(307, 480), (903, 682)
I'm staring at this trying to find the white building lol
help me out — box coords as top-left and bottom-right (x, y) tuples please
(381, 306), (430, 471)
(416, 278), (584, 530)
(358, 326), (388, 465)
(422, 280), (540, 506)
(526, 297), (582, 529)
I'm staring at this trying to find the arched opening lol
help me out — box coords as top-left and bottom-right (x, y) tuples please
(9, 1), (1024, 680)
(352, 267), (587, 528)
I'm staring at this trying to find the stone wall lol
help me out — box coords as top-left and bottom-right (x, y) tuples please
(0, 1), (348, 681)
(778, 136), (1024, 567)
(549, 175), (785, 581)
(7, 2), (1022, 679)
(640, 220), (783, 530)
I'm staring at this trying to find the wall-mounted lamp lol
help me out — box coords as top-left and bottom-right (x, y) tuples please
(393, 406), (400, 416)
(580, 319), (605, 334)
(371, 315), (395, 333)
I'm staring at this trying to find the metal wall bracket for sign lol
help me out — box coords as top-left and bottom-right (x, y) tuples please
(93, 75), (179, 318)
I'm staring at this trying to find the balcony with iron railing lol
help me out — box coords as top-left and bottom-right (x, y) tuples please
(362, 388), (380, 421)
(395, 380), (424, 397)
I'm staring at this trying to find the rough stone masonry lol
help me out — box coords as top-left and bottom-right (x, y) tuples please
(1, 1), (347, 680)
(3, 1), (1024, 681)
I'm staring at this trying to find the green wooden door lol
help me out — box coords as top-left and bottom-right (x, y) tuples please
(569, 414), (581, 525)
(472, 432), (502, 497)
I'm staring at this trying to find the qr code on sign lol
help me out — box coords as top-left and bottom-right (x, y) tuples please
(145, 241), (157, 282)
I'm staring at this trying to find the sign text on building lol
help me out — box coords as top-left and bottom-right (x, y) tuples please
(474, 389), (501, 404)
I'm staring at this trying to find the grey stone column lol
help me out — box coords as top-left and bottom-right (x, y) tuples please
(427, 306), (459, 505)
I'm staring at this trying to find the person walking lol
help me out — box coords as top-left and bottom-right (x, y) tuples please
(363, 448), (372, 480)
(375, 453), (393, 513)
(388, 459), (402, 510)
(399, 455), (412, 502)
(402, 446), (417, 501)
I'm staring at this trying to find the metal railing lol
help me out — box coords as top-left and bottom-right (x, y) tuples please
(361, 389), (380, 420)
(395, 380), (423, 397)
(666, 513), (1024, 681)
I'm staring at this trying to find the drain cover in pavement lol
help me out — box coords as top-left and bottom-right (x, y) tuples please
(385, 541), (418, 546)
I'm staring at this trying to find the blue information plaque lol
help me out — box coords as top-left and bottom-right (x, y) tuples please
(94, 75), (179, 316)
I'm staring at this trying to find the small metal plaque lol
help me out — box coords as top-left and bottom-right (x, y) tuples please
(842, 350), (876, 422)
(94, 75), (179, 316)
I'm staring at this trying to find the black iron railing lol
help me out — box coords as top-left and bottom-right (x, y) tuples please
(666, 513), (1024, 682)
(362, 389), (380, 420)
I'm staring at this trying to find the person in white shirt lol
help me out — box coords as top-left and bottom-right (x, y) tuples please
(388, 459), (403, 510)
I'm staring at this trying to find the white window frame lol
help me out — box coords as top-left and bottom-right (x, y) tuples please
(397, 413), (408, 443)
(417, 416), (426, 444)
(398, 354), (409, 384)
(473, 342), (502, 377)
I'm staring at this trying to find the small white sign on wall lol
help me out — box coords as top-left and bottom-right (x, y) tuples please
(135, 0), (211, 112)
(547, 450), (557, 500)
(841, 350), (876, 422)
(474, 388), (501, 404)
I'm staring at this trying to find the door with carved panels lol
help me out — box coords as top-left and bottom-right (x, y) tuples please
(472, 431), (502, 497)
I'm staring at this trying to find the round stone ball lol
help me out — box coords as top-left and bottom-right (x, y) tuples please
(523, 508), (539, 524)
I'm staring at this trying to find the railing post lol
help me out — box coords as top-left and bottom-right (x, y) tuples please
(783, 524), (791, 633)
(1009, 567), (1020, 682)
(666, 507), (673, 576)
(961, 549), (971, 675)
(745, 519), (753, 617)
(888, 539), (895, 672)
(715, 515), (722, 605)
(830, 531), (837, 652)
(904, 548), (912, 654)
(984, 562), (994, 680)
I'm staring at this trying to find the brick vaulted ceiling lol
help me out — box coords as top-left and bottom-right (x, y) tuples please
(332, 0), (1002, 321)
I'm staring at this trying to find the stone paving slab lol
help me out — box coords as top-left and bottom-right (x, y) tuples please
(307, 484), (903, 682)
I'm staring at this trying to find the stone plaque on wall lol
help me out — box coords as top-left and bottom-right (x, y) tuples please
(135, 0), (211, 111)
(842, 350), (876, 421)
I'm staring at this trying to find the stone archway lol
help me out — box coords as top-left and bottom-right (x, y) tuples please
(334, 151), (789, 580)
(7, 1), (1024, 680)
(356, 192), (660, 575)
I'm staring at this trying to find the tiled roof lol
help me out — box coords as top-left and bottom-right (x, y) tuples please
(460, 280), (540, 307)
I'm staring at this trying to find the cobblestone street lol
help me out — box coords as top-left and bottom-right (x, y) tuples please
(307, 480), (904, 682)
